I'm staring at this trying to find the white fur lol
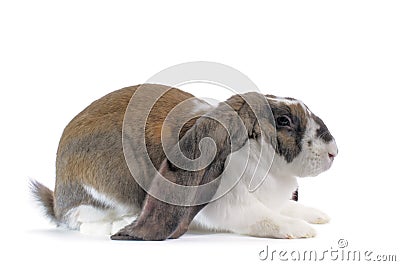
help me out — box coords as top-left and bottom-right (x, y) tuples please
(80, 221), (112, 236)
(281, 201), (330, 224)
(192, 139), (318, 238)
(83, 185), (134, 217)
(189, 98), (213, 115)
(266, 96), (297, 105)
(62, 186), (139, 235)
(290, 110), (338, 177)
(80, 216), (137, 236)
(63, 204), (117, 231)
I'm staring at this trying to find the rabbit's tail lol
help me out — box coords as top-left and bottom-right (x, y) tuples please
(30, 180), (57, 223)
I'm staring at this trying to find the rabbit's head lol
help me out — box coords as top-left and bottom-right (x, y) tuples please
(266, 95), (338, 177)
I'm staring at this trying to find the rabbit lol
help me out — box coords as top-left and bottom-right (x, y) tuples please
(31, 83), (338, 240)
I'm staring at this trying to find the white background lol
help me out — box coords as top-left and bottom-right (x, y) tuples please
(1, 0), (399, 265)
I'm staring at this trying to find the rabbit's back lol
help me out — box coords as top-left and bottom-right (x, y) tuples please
(54, 84), (201, 227)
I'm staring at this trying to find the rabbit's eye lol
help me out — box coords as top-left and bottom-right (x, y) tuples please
(276, 115), (292, 128)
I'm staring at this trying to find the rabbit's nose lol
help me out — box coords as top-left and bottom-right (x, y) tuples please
(327, 139), (338, 159)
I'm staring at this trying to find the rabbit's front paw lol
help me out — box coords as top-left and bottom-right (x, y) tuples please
(302, 208), (330, 224)
(276, 219), (317, 239)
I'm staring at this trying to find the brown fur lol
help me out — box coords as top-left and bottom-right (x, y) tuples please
(53, 84), (199, 222)
(267, 100), (308, 163)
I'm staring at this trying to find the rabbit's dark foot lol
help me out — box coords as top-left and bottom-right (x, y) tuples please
(111, 223), (165, 241)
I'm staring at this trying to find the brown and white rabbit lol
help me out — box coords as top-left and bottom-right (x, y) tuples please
(31, 83), (338, 240)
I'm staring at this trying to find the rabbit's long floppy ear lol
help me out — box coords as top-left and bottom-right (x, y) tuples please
(110, 159), (208, 241)
(111, 92), (274, 241)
